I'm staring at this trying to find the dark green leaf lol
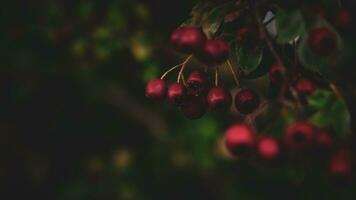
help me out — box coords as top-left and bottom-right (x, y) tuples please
(275, 9), (305, 44)
(238, 47), (263, 75)
(307, 89), (351, 137)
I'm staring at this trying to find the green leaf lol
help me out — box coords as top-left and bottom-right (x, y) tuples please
(238, 47), (263, 75)
(297, 34), (329, 72)
(307, 90), (334, 109)
(202, 1), (235, 34)
(329, 100), (351, 137)
(307, 89), (351, 137)
(275, 9), (305, 44)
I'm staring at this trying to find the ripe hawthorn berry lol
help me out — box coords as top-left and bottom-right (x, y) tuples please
(224, 123), (256, 157)
(235, 89), (260, 115)
(145, 79), (167, 100)
(180, 95), (208, 120)
(308, 27), (337, 56)
(170, 26), (206, 54)
(315, 128), (333, 149)
(197, 38), (230, 65)
(284, 121), (315, 150)
(257, 137), (280, 161)
(236, 26), (259, 49)
(269, 63), (284, 84)
(333, 8), (352, 30)
(207, 86), (232, 112)
(167, 83), (186, 106)
(187, 70), (209, 96)
(294, 78), (316, 97)
(328, 149), (353, 186)
(310, 128), (333, 159)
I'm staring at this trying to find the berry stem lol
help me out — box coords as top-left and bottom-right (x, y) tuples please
(226, 60), (240, 87)
(253, 6), (303, 109)
(330, 83), (344, 101)
(215, 68), (219, 86)
(177, 55), (193, 83)
(160, 63), (183, 80)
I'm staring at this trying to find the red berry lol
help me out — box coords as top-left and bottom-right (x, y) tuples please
(308, 27), (337, 56)
(187, 71), (208, 96)
(167, 83), (186, 106)
(224, 123), (256, 157)
(328, 149), (352, 185)
(170, 28), (182, 49)
(315, 128), (333, 148)
(294, 78), (316, 96)
(145, 79), (167, 100)
(269, 63), (284, 83)
(207, 86), (232, 111)
(198, 38), (230, 64)
(333, 9), (352, 30)
(235, 89), (260, 115)
(284, 121), (315, 150)
(170, 26), (206, 54)
(180, 96), (207, 120)
(236, 26), (259, 48)
(257, 137), (280, 161)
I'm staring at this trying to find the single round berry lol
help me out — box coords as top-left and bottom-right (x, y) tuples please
(294, 78), (316, 96)
(284, 121), (315, 150)
(167, 83), (186, 106)
(328, 149), (352, 186)
(170, 28), (183, 49)
(269, 63), (284, 84)
(187, 70), (208, 96)
(198, 38), (230, 64)
(224, 123), (256, 157)
(145, 79), (167, 100)
(235, 89), (260, 115)
(315, 128), (333, 148)
(170, 26), (206, 53)
(207, 86), (232, 111)
(236, 26), (259, 48)
(333, 9), (352, 30)
(257, 137), (280, 161)
(180, 96), (208, 120)
(308, 27), (337, 56)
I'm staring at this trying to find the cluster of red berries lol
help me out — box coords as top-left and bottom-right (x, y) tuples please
(224, 121), (353, 183)
(145, 26), (262, 119)
(145, 73), (260, 119)
(144, 5), (354, 184)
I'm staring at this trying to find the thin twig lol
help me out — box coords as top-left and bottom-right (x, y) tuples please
(253, 6), (303, 109)
(177, 55), (193, 83)
(226, 60), (240, 87)
(330, 83), (344, 101)
(160, 63), (183, 79)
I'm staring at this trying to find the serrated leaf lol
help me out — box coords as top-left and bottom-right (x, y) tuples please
(275, 9), (305, 44)
(238, 47), (263, 75)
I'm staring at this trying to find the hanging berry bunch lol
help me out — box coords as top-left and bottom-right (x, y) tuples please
(146, 0), (355, 185)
